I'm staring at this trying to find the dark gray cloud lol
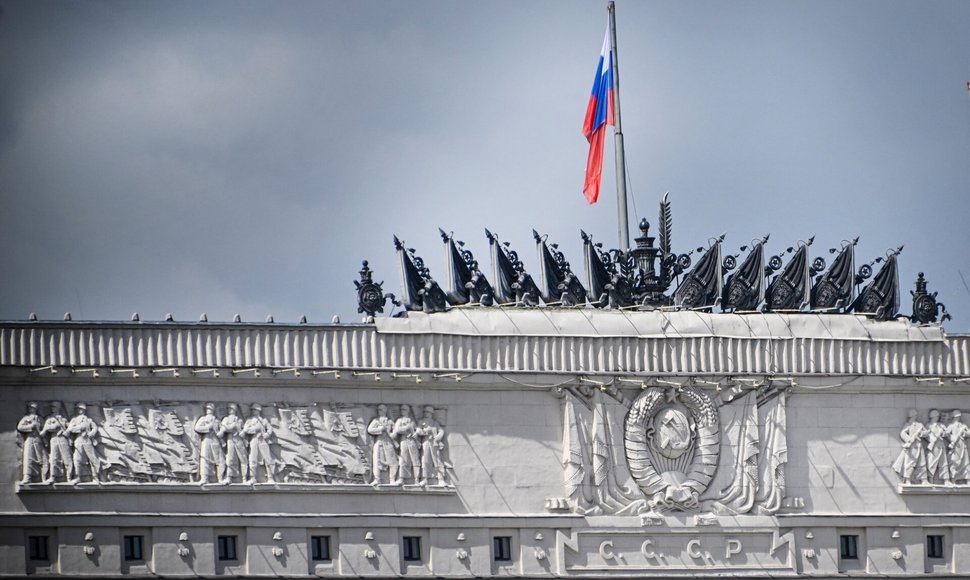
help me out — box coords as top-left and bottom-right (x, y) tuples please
(2, 0), (969, 330)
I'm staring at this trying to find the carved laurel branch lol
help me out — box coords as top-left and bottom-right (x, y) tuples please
(624, 389), (667, 495)
(679, 387), (718, 428)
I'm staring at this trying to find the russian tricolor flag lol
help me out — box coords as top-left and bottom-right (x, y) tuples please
(582, 24), (614, 205)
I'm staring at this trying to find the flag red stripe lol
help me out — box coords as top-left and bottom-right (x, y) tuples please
(583, 95), (599, 141)
(583, 124), (606, 204)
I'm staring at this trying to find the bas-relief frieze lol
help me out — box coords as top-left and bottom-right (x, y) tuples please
(557, 383), (791, 517)
(15, 400), (451, 490)
(893, 408), (970, 491)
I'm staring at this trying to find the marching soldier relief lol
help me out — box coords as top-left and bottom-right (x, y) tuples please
(17, 402), (452, 488)
(893, 409), (970, 487)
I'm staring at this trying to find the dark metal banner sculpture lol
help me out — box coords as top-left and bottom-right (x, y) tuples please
(394, 236), (447, 313)
(354, 196), (947, 325)
(394, 236), (424, 312)
(440, 229), (473, 306)
(721, 236), (767, 312)
(810, 238), (858, 311)
(439, 229), (494, 307)
(535, 230), (587, 307)
(486, 229), (516, 305)
(674, 235), (724, 310)
(850, 247), (902, 320)
(582, 230), (614, 308)
(765, 238), (824, 312)
(486, 229), (540, 307)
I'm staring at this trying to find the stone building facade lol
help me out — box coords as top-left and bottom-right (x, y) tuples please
(1, 309), (969, 577)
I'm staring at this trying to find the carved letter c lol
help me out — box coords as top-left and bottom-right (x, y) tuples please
(641, 539), (656, 559)
(687, 539), (702, 559)
(599, 540), (616, 561)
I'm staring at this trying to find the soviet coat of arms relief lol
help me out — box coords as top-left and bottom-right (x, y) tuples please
(624, 386), (720, 511)
(557, 380), (791, 518)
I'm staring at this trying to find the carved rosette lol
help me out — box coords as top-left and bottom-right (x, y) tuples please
(624, 386), (719, 510)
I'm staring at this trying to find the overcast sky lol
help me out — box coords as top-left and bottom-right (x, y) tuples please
(2, 1), (969, 332)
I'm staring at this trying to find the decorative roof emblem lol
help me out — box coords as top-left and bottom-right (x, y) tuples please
(355, 261), (399, 318)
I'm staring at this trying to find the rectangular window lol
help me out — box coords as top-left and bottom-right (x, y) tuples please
(402, 536), (421, 562)
(27, 536), (49, 561)
(493, 536), (512, 561)
(927, 535), (945, 559)
(311, 535), (331, 561)
(839, 535), (858, 560)
(217, 535), (237, 561)
(123, 535), (144, 561)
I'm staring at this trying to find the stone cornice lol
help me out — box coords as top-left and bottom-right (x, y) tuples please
(2, 313), (968, 377)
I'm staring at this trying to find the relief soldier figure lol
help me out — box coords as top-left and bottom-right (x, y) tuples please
(925, 410), (950, 484)
(42, 401), (73, 483)
(17, 402), (46, 484)
(220, 403), (247, 484)
(367, 404), (398, 485)
(194, 403), (225, 484)
(243, 404), (277, 483)
(67, 403), (102, 483)
(892, 409), (928, 484)
(947, 410), (969, 484)
(416, 405), (447, 486)
(392, 404), (420, 485)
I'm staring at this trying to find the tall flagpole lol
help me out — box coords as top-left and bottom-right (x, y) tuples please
(608, 2), (630, 250)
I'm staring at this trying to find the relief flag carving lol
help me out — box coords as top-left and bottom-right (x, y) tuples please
(559, 387), (644, 515)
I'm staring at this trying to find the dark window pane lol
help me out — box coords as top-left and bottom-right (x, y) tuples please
(839, 535), (858, 560)
(28, 536), (49, 561)
(217, 535), (237, 561)
(402, 536), (421, 562)
(311, 535), (331, 561)
(493, 536), (512, 561)
(123, 535), (144, 561)
(927, 535), (945, 559)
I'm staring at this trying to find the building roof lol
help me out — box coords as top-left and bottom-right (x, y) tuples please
(1, 310), (966, 378)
